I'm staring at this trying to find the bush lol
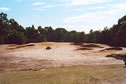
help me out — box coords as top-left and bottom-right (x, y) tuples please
(7, 31), (26, 44)
(46, 47), (51, 50)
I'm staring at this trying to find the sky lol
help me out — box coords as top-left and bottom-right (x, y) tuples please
(0, 0), (126, 33)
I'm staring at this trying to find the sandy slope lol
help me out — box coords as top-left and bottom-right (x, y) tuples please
(0, 42), (126, 71)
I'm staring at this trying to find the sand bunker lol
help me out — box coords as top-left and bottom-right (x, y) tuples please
(0, 42), (126, 71)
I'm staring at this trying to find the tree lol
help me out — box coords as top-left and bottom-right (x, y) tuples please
(85, 29), (94, 43)
(118, 15), (126, 25)
(115, 23), (126, 46)
(37, 26), (47, 41)
(44, 26), (54, 41)
(99, 27), (111, 44)
(0, 12), (9, 44)
(54, 28), (68, 42)
(25, 25), (39, 43)
(9, 19), (25, 32)
(7, 31), (26, 44)
(76, 32), (85, 43)
(65, 31), (77, 42)
(1, 12), (126, 47)
(92, 31), (101, 43)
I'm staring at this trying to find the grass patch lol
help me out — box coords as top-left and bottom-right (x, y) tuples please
(0, 65), (125, 84)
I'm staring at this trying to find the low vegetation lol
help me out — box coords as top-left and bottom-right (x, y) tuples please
(106, 54), (126, 60)
(0, 65), (126, 84)
(100, 47), (123, 52)
(46, 47), (51, 50)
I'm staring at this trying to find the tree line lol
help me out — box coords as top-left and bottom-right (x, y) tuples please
(0, 12), (126, 47)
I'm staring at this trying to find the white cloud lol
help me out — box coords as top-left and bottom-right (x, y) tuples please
(57, 3), (68, 7)
(88, 6), (105, 10)
(61, 25), (91, 32)
(63, 11), (115, 33)
(32, 2), (45, 6)
(57, 0), (112, 7)
(75, 8), (84, 11)
(0, 7), (10, 11)
(63, 2), (126, 32)
(43, 5), (54, 8)
(103, 9), (120, 15)
(32, 8), (45, 11)
(112, 3), (126, 10)
(64, 3), (126, 23)
(103, 3), (126, 15)
(64, 12), (106, 23)
(71, 0), (112, 6)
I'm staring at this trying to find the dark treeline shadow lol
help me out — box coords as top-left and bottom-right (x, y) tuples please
(0, 12), (126, 47)
(106, 54), (126, 60)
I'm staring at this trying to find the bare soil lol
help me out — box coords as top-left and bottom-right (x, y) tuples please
(0, 42), (126, 71)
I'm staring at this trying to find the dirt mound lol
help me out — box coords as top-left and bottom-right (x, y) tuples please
(81, 44), (104, 48)
(73, 43), (104, 51)
(71, 43), (84, 45)
(46, 47), (51, 50)
(106, 54), (126, 60)
(7, 44), (35, 50)
(101, 47), (122, 51)
(71, 43), (104, 48)
(76, 48), (93, 50)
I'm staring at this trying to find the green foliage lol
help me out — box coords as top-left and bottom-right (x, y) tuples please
(25, 25), (41, 43)
(118, 15), (126, 25)
(44, 26), (55, 41)
(85, 15), (126, 47)
(0, 12), (26, 44)
(0, 12), (126, 47)
(53, 28), (67, 42)
(115, 23), (126, 46)
(0, 13), (9, 44)
(7, 31), (26, 44)
(65, 31), (77, 42)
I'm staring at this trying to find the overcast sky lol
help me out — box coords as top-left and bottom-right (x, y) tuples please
(0, 0), (126, 33)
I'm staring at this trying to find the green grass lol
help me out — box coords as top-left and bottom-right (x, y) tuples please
(0, 65), (126, 84)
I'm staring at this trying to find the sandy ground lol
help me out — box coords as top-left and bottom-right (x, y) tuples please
(0, 42), (126, 71)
